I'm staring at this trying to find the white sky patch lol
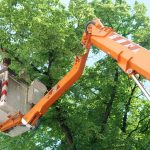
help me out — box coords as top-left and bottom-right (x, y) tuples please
(126, 0), (150, 16)
(60, 0), (150, 16)
(60, 0), (70, 7)
(86, 50), (106, 67)
(13, 3), (24, 10)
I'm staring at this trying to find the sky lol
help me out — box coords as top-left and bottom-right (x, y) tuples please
(60, 0), (150, 16)
(127, 0), (150, 16)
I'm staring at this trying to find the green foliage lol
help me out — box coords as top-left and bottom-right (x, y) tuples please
(0, 0), (150, 149)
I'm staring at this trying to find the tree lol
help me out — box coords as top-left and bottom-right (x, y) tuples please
(0, 0), (150, 149)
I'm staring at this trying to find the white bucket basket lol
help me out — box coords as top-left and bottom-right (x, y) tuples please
(28, 79), (47, 104)
(0, 72), (47, 125)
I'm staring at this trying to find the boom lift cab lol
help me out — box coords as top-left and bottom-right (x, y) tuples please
(0, 72), (47, 137)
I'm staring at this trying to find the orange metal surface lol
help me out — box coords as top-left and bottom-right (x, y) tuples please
(22, 49), (90, 125)
(0, 112), (23, 132)
(0, 49), (90, 132)
(82, 18), (150, 80)
(1, 18), (150, 133)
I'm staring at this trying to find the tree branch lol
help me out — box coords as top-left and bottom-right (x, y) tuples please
(0, 45), (50, 76)
(55, 105), (76, 150)
(127, 115), (149, 138)
(101, 67), (119, 132)
(121, 83), (137, 133)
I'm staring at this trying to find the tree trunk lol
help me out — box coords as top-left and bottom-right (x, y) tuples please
(121, 84), (137, 133)
(101, 68), (119, 132)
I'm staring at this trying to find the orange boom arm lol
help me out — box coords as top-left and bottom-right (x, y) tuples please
(82, 19), (150, 80)
(0, 18), (150, 134)
(21, 49), (90, 126)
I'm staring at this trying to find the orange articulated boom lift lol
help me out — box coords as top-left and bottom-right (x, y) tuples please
(0, 18), (150, 136)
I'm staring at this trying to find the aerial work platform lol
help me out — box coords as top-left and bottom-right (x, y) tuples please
(0, 72), (47, 137)
(0, 18), (150, 138)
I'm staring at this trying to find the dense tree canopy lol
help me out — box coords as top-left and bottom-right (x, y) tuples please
(0, 0), (150, 149)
